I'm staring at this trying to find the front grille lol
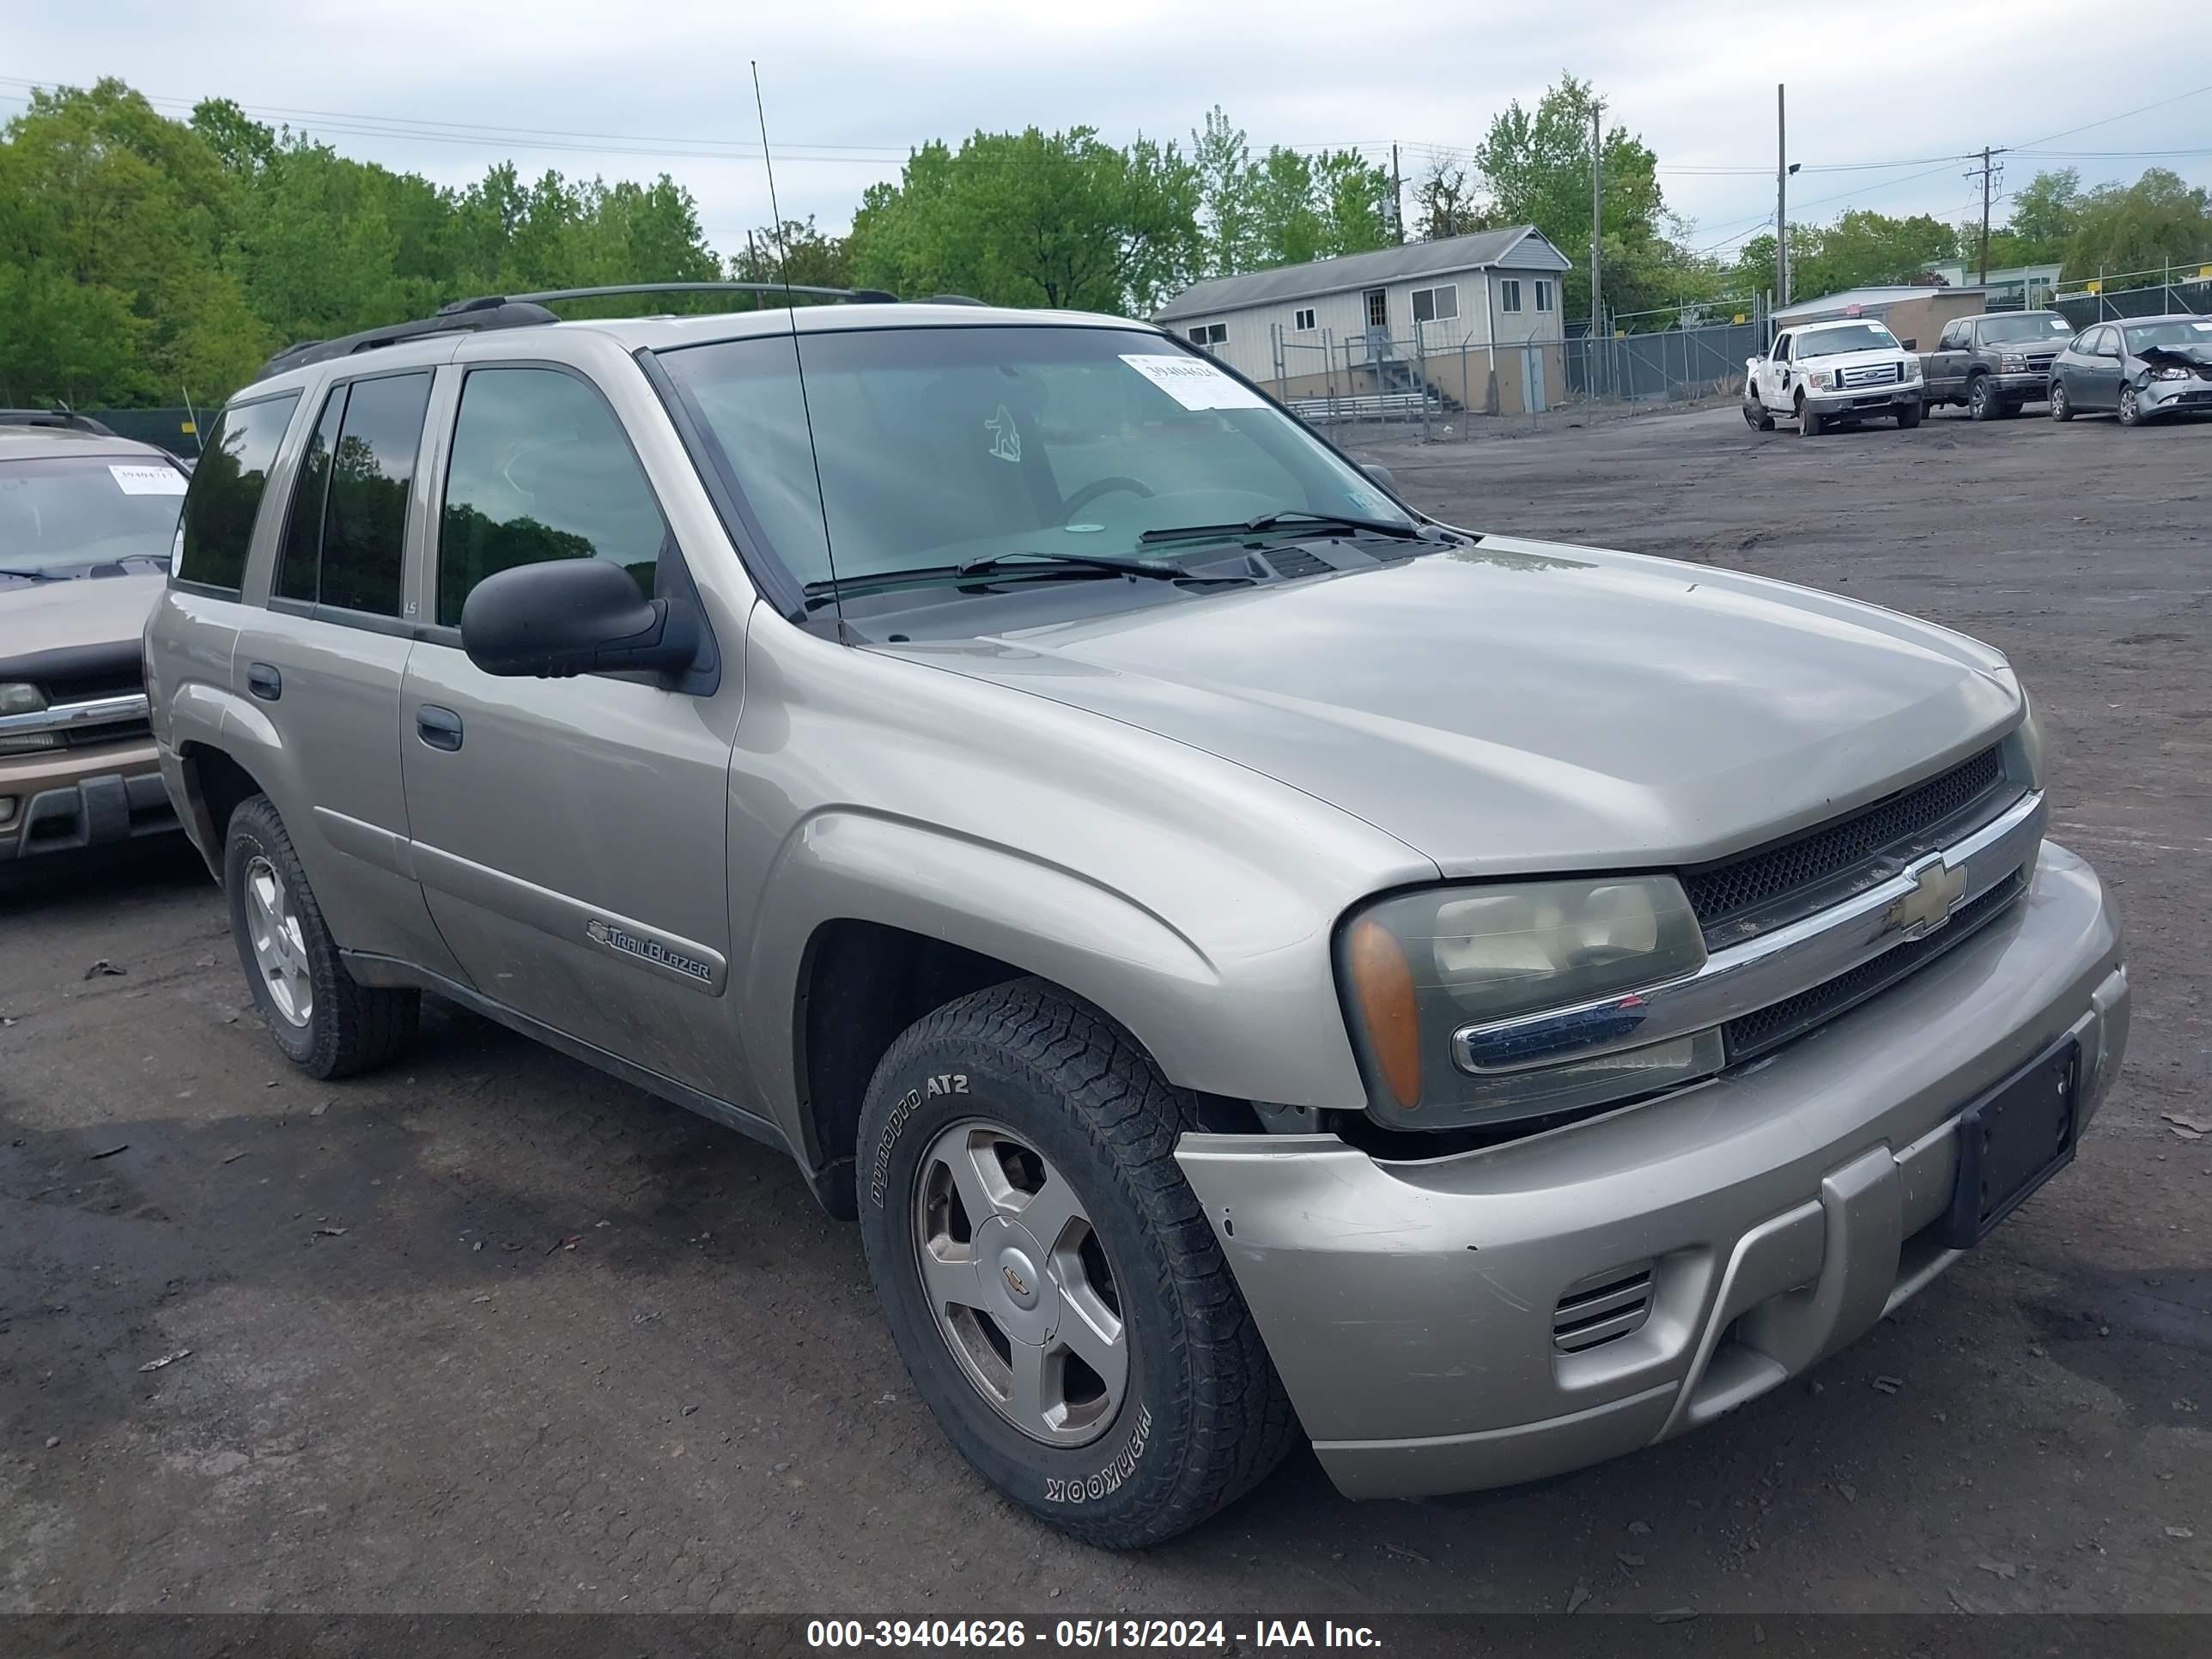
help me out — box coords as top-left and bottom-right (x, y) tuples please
(1553, 1262), (1655, 1353)
(1683, 745), (2017, 949)
(1723, 868), (2027, 1064)
(1840, 362), (1903, 387)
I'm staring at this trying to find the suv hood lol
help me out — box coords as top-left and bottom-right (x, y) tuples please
(0, 572), (165, 677)
(887, 538), (2021, 877)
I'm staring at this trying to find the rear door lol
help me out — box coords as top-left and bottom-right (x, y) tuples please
(398, 356), (744, 1096)
(228, 368), (464, 980)
(2076, 326), (2124, 409)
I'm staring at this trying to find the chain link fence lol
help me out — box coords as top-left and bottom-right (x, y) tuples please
(1270, 303), (1769, 439)
(2051, 258), (2212, 329)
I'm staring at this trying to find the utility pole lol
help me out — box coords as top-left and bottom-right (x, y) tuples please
(1775, 84), (1789, 308)
(1589, 100), (1604, 392)
(1966, 146), (2007, 283)
(1391, 143), (1404, 243)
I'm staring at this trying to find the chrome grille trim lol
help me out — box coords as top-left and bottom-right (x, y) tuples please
(0, 693), (149, 738)
(1452, 789), (2045, 1076)
(1553, 1263), (1655, 1353)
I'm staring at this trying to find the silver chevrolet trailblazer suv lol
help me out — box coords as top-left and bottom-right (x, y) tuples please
(146, 284), (2130, 1548)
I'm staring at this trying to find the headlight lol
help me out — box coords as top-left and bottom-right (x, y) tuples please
(1903, 360), (1922, 380)
(1808, 370), (1834, 390)
(2151, 366), (2191, 380)
(1338, 877), (1718, 1128)
(0, 682), (46, 717)
(1999, 356), (2027, 372)
(2014, 687), (2045, 791)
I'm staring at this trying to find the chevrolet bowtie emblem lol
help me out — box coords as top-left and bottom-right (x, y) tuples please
(1887, 857), (1968, 940)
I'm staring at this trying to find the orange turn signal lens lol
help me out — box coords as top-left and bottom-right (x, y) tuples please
(1347, 916), (1422, 1109)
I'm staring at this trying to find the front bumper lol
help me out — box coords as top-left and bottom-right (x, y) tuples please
(1989, 370), (2053, 398)
(1804, 385), (1922, 414)
(1176, 840), (2126, 1501)
(2138, 376), (2212, 416)
(0, 738), (175, 862)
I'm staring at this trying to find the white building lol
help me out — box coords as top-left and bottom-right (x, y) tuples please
(1153, 226), (1573, 413)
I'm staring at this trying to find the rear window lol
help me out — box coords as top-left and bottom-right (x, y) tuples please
(177, 393), (301, 592)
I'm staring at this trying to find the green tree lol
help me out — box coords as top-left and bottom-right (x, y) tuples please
(1415, 157), (1481, 241)
(848, 126), (1201, 313)
(1472, 74), (1686, 320)
(1191, 107), (1260, 276)
(1316, 149), (1394, 254)
(728, 217), (854, 291)
(2063, 168), (2212, 277)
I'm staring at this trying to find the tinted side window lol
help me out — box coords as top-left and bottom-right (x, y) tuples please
(276, 388), (344, 603)
(437, 368), (665, 627)
(176, 393), (300, 592)
(319, 373), (431, 616)
(1771, 334), (1792, 362)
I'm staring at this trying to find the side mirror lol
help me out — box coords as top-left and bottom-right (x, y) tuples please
(1361, 462), (1397, 492)
(460, 557), (698, 679)
(1900, 338), (1917, 351)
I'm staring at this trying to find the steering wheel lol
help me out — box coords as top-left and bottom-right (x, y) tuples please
(1060, 477), (1155, 519)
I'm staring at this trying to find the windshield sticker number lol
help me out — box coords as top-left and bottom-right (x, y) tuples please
(1121, 354), (1269, 411)
(110, 464), (187, 496)
(986, 405), (1022, 463)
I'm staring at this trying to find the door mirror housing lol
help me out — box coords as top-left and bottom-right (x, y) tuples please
(1361, 462), (1398, 493)
(1900, 338), (1917, 351)
(460, 558), (700, 680)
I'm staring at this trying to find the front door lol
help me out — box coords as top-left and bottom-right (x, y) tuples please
(398, 362), (745, 1097)
(1761, 334), (1796, 409)
(2076, 326), (2124, 410)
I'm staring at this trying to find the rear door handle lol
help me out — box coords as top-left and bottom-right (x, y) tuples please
(415, 705), (463, 751)
(246, 663), (281, 702)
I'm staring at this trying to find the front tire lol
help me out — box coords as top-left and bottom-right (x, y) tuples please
(1797, 396), (1823, 438)
(2118, 384), (2144, 428)
(1741, 398), (1774, 432)
(1967, 374), (2000, 421)
(223, 794), (418, 1078)
(2050, 381), (2073, 422)
(1896, 401), (1923, 428)
(854, 979), (1295, 1549)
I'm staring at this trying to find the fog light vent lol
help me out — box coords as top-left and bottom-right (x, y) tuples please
(1553, 1261), (1655, 1353)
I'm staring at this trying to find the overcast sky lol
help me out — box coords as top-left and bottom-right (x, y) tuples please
(10, 0), (2212, 274)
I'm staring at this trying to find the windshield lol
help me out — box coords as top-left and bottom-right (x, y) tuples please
(2124, 319), (2212, 353)
(657, 325), (1414, 589)
(1980, 313), (2074, 343)
(1795, 323), (1900, 357)
(0, 454), (186, 587)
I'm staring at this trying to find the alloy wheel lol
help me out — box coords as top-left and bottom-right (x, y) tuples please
(243, 854), (314, 1028)
(911, 1119), (1128, 1447)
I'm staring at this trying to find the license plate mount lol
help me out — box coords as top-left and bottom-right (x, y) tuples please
(1942, 1036), (2080, 1250)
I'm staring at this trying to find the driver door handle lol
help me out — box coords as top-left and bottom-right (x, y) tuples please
(416, 705), (463, 752)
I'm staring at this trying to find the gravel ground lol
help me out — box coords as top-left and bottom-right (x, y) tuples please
(3, 401), (2208, 1617)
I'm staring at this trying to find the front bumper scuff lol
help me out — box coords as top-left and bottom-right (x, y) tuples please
(1176, 840), (2126, 1501)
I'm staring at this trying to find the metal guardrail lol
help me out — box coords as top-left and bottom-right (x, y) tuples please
(1287, 392), (1433, 422)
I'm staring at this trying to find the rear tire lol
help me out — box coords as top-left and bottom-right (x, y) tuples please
(854, 979), (1296, 1549)
(2050, 381), (2073, 422)
(223, 794), (419, 1079)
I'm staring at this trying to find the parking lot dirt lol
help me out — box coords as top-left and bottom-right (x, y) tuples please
(3, 404), (2208, 1616)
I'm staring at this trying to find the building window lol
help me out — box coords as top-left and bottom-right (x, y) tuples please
(1410, 284), (1459, 324)
(1499, 279), (1523, 313)
(1534, 279), (1553, 313)
(1293, 307), (1316, 331)
(1364, 289), (1388, 328)
(1188, 323), (1227, 349)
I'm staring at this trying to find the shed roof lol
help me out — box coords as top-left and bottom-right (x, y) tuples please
(1772, 283), (1990, 324)
(1154, 226), (1568, 321)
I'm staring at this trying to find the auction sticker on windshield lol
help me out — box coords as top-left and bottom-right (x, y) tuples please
(1121, 354), (1269, 411)
(110, 465), (187, 495)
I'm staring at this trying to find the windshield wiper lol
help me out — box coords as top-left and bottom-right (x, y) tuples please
(802, 551), (1249, 611)
(0, 565), (69, 583)
(1139, 508), (1424, 546)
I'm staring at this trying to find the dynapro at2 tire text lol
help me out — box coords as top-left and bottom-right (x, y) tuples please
(854, 978), (1296, 1549)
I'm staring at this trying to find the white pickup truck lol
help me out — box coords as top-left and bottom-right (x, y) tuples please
(1743, 318), (1925, 437)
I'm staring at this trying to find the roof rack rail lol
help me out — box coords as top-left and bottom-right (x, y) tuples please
(0, 404), (118, 437)
(923, 295), (991, 307)
(252, 282), (903, 384)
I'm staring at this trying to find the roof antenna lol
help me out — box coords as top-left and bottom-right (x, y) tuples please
(751, 61), (847, 639)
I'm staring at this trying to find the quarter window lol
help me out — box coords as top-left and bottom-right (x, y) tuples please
(1499, 279), (1522, 313)
(175, 393), (299, 592)
(437, 368), (666, 628)
(1293, 307), (1316, 331)
(273, 372), (428, 617)
(1411, 284), (1459, 324)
